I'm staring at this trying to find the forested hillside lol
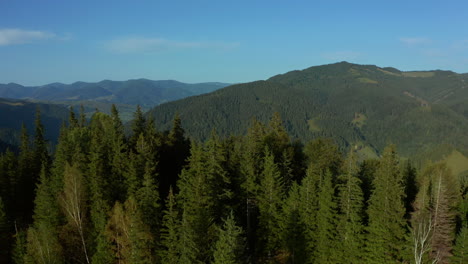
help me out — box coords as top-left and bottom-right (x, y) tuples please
(0, 108), (466, 263)
(147, 62), (468, 163)
(0, 98), (69, 147)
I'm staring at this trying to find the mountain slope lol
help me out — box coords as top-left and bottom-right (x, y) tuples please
(0, 98), (69, 146)
(147, 62), (468, 159)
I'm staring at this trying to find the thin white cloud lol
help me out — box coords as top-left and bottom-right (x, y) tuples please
(107, 37), (240, 53)
(399, 37), (431, 46)
(0, 28), (56, 46)
(321, 51), (361, 61)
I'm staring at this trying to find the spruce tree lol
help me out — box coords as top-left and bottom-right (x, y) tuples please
(366, 145), (408, 263)
(313, 170), (339, 263)
(136, 160), (160, 235)
(426, 163), (460, 263)
(129, 105), (146, 150)
(205, 130), (233, 221)
(212, 211), (245, 264)
(11, 230), (27, 264)
(177, 142), (214, 262)
(256, 149), (284, 261)
(336, 150), (364, 263)
(280, 183), (306, 263)
(159, 187), (180, 264)
(452, 225), (468, 263)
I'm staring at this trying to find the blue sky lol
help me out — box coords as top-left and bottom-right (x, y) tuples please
(1, 0), (468, 85)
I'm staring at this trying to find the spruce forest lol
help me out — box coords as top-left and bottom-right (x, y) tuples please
(0, 105), (467, 264)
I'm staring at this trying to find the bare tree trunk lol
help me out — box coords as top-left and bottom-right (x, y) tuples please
(60, 163), (90, 264)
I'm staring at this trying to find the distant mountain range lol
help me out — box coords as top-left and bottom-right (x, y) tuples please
(0, 79), (230, 106)
(0, 79), (230, 121)
(146, 62), (468, 174)
(0, 79), (230, 147)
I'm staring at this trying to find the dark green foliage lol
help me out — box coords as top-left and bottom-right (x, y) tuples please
(176, 142), (215, 263)
(1, 104), (467, 263)
(212, 212), (245, 264)
(336, 150), (365, 263)
(11, 230), (27, 264)
(159, 187), (180, 264)
(452, 224), (468, 263)
(366, 145), (408, 263)
(280, 183), (306, 263)
(0, 197), (10, 264)
(256, 149), (284, 260)
(313, 170), (339, 263)
(147, 62), (468, 161)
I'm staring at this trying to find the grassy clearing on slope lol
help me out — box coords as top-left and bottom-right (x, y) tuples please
(351, 113), (367, 128)
(403, 71), (435, 78)
(443, 150), (468, 176)
(357, 77), (378, 84)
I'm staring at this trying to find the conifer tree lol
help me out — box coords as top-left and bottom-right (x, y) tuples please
(159, 113), (190, 201)
(159, 187), (180, 264)
(109, 104), (128, 202)
(205, 130), (233, 221)
(177, 142), (214, 262)
(298, 164), (321, 259)
(87, 115), (114, 264)
(136, 160), (160, 235)
(366, 145), (408, 263)
(33, 107), (49, 169)
(313, 170), (339, 263)
(126, 197), (154, 264)
(105, 197), (153, 264)
(452, 225), (468, 263)
(12, 230), (27, 264)
(212, 211), (245, 264)
(280, 183), (306, 263)
(336, 150), (364, 263)
(129, 105), (146, 149)
(178, 208), (199, 264)
(426, 163), (460, 263)
(69, 106), (79, 129)
(256, 149), (284, 261)
(24, 164), (63, 264)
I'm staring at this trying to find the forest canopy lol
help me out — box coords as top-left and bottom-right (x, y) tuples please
(0, 106), (466, 264)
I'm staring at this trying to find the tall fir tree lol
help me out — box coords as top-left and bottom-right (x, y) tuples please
(313, 170), (339, 263)
(336, 150), (364, 263)
(212, 211), (245, 264)
(366, 145), (408, 263)
(426, 163), (460, 263)
(256, 149), (284, 261)
(129, 105), (146, 150)
(280, 182), (307, 263)
(159, 187), (180, 264)
(177, 142), (214, 263)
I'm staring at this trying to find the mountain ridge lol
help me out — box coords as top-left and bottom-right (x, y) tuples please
(145, 62), (468, 167)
